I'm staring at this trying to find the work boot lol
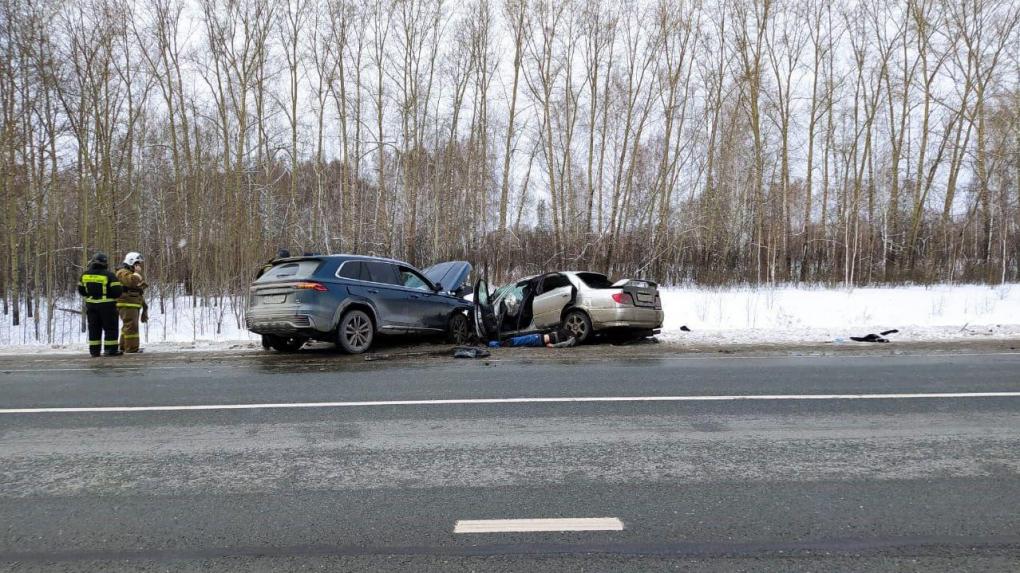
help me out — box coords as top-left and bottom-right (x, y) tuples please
(105, 350), (123, 357)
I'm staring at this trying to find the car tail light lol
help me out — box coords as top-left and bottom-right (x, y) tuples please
(295, 282), (328, 292)
(611, 292), (633, 305)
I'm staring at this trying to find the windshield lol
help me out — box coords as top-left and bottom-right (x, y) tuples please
(493, 281), (526, 302)
(399, 268), (432, 291)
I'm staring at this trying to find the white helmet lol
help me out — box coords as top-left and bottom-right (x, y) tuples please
(124, 252), (144, 266)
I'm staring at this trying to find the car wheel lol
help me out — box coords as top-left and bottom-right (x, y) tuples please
(562, 309), (592, 344)
(447, 312), (470, 344)
(337, 309), (374, 354)
(266, 334), (306, 353)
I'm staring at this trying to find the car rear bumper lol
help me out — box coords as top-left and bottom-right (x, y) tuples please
(246, 309), (322, 335)
(588, 306), (664, 330)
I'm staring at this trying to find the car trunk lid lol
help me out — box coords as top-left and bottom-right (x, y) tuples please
(612, 279), (660, 308)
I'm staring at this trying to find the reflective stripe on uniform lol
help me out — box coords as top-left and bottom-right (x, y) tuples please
(122, 334), (140, 339)
(81, 274), (110, 299)
(104, 341), (119, 346)
(88, 340), (102, 345)
(117, 303), (143, 309)
(86, 298), (116, 304)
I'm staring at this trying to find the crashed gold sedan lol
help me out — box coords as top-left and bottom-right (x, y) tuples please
(472, 271), (664, 344)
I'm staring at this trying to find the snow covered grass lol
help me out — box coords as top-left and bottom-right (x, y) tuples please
(659, 283), (1020, 344)
(2, 283), (1019, 354)
(0, 295), (257, 355)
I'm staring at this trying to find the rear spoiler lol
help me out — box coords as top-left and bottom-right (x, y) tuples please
(612, 278), (658, 289)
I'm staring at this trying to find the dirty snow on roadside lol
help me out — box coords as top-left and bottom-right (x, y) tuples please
(658, 283), (1020, 344)
(1, 284), (1019, 354)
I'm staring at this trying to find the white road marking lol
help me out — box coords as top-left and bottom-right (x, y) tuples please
(1, 392), (1018, 414)
(454, 517), (624, 533)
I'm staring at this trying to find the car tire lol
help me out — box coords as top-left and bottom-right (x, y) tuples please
(337, 309), (374, 354)
(266, 334), (306, 353)
(447, 312), (470, 344)
(562, 309), (593, 344)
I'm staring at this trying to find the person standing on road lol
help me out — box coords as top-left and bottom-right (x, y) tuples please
(78, 252), (124, 357)
(116, 252), (148, 353)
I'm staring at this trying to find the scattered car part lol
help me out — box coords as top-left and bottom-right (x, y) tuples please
(453, 346), (491, 358)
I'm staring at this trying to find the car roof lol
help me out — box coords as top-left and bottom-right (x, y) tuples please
(510, 271), (603, 282)
(282, 253), (411, 267)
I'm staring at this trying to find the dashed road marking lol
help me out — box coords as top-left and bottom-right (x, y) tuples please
(454, 517), (624, 533)
(1, 392), (1018, 414)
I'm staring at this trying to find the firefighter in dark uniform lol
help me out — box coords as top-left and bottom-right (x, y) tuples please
(78, 252), (123, 357)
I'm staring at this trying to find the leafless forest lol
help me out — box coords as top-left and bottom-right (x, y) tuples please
(2, 0), (1020, 334)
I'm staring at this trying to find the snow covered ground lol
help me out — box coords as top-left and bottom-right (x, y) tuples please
(1, 284), (1018, 355)
(658, 283), (1020, 345)
(0, 296), (258, 355)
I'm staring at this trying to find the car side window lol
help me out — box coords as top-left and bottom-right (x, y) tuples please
(365, 261), (401, 285)
(398, 267), (432, 291)
(337, 261), (366, 281)
(541, 273), (569, 292)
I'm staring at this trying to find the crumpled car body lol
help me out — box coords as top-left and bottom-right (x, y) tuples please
(472, 271), (663, 343)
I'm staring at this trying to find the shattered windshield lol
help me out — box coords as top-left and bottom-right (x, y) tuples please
(493, 281), (526, 303)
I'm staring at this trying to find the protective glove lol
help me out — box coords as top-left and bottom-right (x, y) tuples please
(141, 308), (149, 323)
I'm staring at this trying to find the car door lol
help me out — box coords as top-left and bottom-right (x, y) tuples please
(531, 273), (574, 329)
(472, 278), (499, 340)
(395, 265), (447, 330)
(343, 261), (406, 329)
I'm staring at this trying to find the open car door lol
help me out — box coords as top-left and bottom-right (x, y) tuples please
(472, 278), (499, 341)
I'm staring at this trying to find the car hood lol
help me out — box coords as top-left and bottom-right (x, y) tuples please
(422, 261), (472, 296)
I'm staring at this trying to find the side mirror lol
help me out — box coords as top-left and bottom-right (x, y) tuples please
(433, 282), (444, 292)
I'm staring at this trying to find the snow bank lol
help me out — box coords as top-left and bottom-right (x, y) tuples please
(2, 284), (1019, 354)
(658, 284), (1020, 344)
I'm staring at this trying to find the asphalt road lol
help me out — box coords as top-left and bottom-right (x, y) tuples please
(1, 345), (1019, 571)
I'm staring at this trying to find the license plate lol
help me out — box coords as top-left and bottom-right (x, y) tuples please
(261, 294), (286, 304)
